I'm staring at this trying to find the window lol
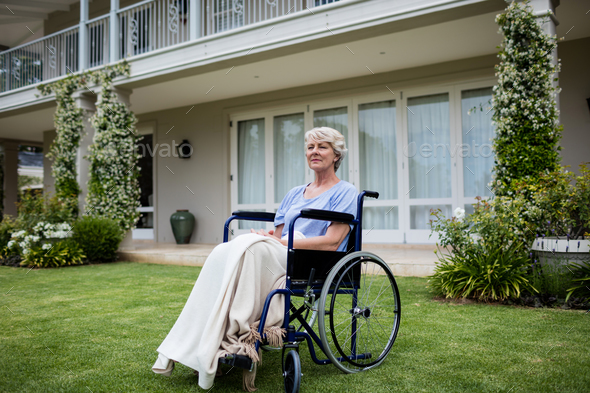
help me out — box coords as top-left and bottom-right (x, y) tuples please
(274, 113), (305, 203)
(461, 87), (495, 199)
(313, 107), (349, 182)
(358, 100), (398, 229)
(231, 80), (496, 242)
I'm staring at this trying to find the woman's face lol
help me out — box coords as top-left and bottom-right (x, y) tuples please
(306, 139), (338, 173)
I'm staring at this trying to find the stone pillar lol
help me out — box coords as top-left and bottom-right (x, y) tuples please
(1, 141), (19, 217)
(72, 90), (97, 215)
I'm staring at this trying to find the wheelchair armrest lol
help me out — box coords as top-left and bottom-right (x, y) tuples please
(299, 209), (354, 223)
(231, 211), (276, 221)
(362, 190), (379, 199)
(223, 211), (276, 242)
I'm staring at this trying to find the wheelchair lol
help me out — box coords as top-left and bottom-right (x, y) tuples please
(221, 190), (401, 392)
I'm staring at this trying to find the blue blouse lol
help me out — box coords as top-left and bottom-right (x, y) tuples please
(274, 180), (358, 252)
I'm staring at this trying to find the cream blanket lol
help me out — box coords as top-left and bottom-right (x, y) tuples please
(152, 232), (304, 390)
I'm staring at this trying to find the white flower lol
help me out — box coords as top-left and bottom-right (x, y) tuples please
(11, 230), (27, 239)
(7, 240), (15, 249)
(42, 243), (52, 250)
(56, 223), (72, 232)
(454, 207), (466, 221)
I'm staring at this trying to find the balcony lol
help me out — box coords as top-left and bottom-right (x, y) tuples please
(0, 0), (340, 93)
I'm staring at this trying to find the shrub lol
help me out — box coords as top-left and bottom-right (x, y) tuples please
(430, 242), (536, 301)
(0, 216), (16, 249)
(566, 261), (590, 302)
(430, 195), (533, 257)
(7, 221), (75, 263)
(21, 240), (84, 268)
(517, 164), (590, 240)
(71, 216), (123, 263)
(15, 193), (74, 233)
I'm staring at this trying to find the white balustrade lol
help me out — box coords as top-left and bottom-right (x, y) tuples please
(87, 15), (111, 68)
(204, 0), (311, 36)
(0, 26), (79, 93)
(0, 0), (337, 93)
(117, 0), (191, 59)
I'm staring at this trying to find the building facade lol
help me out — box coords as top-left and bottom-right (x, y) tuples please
(0, 0), (588, 244)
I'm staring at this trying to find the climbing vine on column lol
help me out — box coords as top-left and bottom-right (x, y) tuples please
(85, 62), (141, 233)
(38, 75), (85, 216)
(491, 1), (562, 197)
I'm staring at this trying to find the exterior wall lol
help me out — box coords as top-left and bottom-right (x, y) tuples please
(137, 104), (229, 244)
(558, 37), (590, 174)
(138, 53), (498, 244)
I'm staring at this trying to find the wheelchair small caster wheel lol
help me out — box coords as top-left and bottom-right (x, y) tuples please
(283, 350), (301, 393)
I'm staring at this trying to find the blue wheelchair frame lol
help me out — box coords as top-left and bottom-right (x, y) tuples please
(222, 190), (379, 368)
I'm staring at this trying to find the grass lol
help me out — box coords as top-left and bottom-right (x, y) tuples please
(1, 262), (589, 392)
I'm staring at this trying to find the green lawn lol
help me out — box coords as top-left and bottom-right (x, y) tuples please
(1, 262), (589, 392)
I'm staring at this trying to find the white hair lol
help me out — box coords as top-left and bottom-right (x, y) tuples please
(304, 127), (348, 171)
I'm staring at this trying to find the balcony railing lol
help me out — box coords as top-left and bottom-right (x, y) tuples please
(1, 26), (80, 92)
(0, 0), (339, 94)
(118, 0), (191, 59)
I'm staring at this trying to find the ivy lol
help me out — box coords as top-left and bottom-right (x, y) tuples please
(85, 62), (141, 233)
(491, 1), (562, 197)
(38, 74), (85, 216)
(37, 61), (140, 233)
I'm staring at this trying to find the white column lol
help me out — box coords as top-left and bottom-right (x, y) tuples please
(190, 0), (201, 40)
(109, 0), (120, 63)
(72, 90), (96, 214)
(1, 141), (19, 217)
(79, 0), (89, 71)
(527, 0), (560, 110)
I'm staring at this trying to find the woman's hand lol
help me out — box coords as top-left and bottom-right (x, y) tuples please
(250, 228), (287, 246)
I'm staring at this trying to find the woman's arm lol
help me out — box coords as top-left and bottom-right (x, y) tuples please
(252, 222), (350, 251)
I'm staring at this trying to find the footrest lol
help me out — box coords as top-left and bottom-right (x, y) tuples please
(219, 354), (253, 371)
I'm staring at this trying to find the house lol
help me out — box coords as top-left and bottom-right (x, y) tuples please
(0, 0), (588, 245)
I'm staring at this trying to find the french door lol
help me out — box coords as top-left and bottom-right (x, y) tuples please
(230, 81), (495, 243)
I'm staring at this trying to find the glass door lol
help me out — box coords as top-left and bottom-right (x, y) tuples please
(133, 131), (154, 240)
(230, 109), (307, 234)
(402, 90), (455, 243)
(235, 118), (266, 229)
(273, 112), (306, 204)
(312, 104), (352, 183)
(354, 95), (404, 243)
(459, 86), (495, 215)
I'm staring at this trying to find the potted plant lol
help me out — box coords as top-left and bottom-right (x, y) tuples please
(521, 164), (590, 269)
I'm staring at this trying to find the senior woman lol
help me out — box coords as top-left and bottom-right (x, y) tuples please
(152, 127), (357, 391)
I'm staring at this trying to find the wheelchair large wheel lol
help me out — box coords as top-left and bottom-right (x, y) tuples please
(317, 251), (401, 373)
